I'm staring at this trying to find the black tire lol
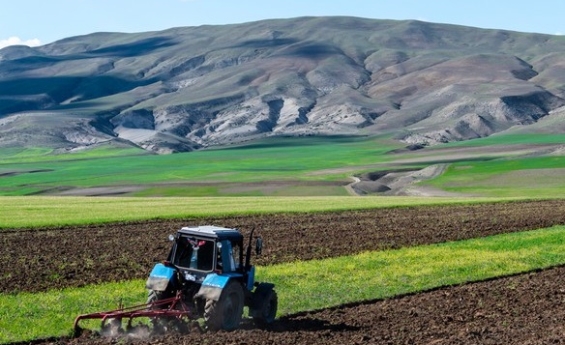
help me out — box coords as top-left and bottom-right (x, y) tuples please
(147, 290), (161, 304)
(147, 289), (176, 307)
(253, 289), (278, 327)
(204, 282), (244, 331)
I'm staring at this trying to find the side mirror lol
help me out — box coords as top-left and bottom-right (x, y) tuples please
(168, 234), (175, 242)
(255, 236), (263, 256)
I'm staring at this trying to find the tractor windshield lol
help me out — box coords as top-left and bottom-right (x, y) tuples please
(173, 236), (215, 271)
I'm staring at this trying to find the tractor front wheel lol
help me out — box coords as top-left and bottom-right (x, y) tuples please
(204, 282), (244, 331)
(253, 289), (278, 327)
(146, 290), (163, 306)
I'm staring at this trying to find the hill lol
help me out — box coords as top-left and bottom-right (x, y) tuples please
(1, 16), (565, 153)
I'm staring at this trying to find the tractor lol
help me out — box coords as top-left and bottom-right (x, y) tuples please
(74, 225), (277, 336)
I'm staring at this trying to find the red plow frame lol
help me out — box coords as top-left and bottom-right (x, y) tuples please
(73, 292), (195, 336)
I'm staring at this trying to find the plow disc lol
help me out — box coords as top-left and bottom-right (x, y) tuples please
(73, 292), (197, 338)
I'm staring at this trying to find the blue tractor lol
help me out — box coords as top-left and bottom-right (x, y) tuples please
(74, 225), (277, 335)
(146, 225), (277, 331)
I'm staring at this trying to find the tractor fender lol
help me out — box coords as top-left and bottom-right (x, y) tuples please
(195, 273), (242, 301)
(249, 282), (275, 316)
(145, 263), (176, 292)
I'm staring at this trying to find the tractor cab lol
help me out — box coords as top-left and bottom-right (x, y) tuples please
(168, 225), (245, 278)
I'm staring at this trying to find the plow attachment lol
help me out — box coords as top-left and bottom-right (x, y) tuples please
(73, 293), (196, 338)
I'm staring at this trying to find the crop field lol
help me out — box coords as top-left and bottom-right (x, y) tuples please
(423, 155), (565, 197)
(2, 199), (565, 344)
(2, 133), (565, 198)
(0, 136), (402, 197)
(0, 195), (508, 229)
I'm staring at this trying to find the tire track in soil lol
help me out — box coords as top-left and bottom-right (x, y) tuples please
(4, 199), (565, 345)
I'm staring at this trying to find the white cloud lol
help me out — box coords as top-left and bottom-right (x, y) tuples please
(0, 36), (41, 49)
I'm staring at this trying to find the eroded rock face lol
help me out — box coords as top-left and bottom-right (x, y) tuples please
(400, 87), (565, 146)
(2, 17), (565, 153)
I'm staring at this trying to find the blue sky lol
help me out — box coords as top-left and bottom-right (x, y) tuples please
(2, 0), (565, 49)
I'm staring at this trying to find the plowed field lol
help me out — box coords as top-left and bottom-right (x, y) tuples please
(3, 199), (565, 344)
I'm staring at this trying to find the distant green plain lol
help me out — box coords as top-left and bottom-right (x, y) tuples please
(0, 136), (403, 196)
(1, 132), (564, 198)
(423, 155), (565, 197)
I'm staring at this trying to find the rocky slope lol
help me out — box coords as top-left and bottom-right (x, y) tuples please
(1, 17), (565, 153)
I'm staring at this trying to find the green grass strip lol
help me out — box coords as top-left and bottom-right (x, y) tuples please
(0, 281), (146, 343)
(269, 225), (565, 314)
(0, 195), (521, 229)
(2, 225), (564, 343)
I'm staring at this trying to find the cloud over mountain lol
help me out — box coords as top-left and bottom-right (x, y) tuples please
(0, 36), (41, 49)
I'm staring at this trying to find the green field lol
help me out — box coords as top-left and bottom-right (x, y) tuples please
(0, 136), (405, 196)
(2, 133), (564, 198)
(423, 155), (565, 197)
(0, 195), (514, 229)
(2, 225), (564, 343)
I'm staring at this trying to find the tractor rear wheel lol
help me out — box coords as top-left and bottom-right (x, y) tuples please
(204, 282), (244, 331)
(253, 289), (278, 327)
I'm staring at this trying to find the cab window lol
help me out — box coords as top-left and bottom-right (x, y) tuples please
(173, 237), (215, 271)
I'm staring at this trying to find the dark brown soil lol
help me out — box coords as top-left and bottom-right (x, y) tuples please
(48, 267), (565, 345)
(3, 199), (565, 344)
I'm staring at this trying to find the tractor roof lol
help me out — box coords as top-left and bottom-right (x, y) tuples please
(178, 225), (243, 241)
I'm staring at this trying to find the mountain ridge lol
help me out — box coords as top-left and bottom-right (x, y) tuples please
(1, 16), (565, 153)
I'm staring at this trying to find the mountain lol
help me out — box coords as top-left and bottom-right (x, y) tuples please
(1, 16), (565, 153)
